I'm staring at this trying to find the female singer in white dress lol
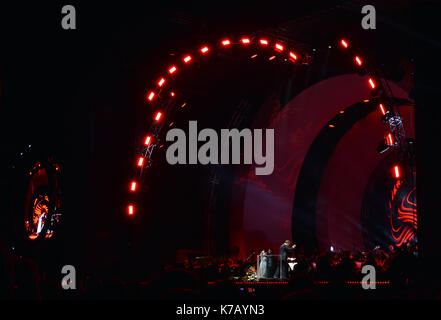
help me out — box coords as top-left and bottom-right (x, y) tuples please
(258, 250), (268, 279)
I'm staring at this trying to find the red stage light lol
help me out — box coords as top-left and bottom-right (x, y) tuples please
(241, 38), (250, 44)
(183, 55), (192, 63)
(289, 52), (297, 61)
(341, 39), (349, 48)
(130, 181), (137, 192)
(147, 92), (155, 101)
(158, 78), (165, 87)
(275, 43), (284, 52)
(260, 39), (268, 45)
(251, 54), (257, 59)
(169, 66), (177, 74)
(368, 78), (376, 89)
(222, 39), (231, 46)
(201, 46), (209, 53)
(379, 103), (386, 115)
(355, 56), (363, 66)
(144, 135), (152, 146)
(387, 133), (394, 146)
(170, 91), (175, 97)
(394, 165), (400, 179)
(154, 111), (163, 121)
(127, 204), (135, 215)
(137, 157), (145, 167)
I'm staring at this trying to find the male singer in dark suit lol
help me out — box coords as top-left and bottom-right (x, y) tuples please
(274, 240), (296, 279)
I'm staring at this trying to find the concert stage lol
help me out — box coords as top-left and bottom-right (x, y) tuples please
(0, 1), (440, 308)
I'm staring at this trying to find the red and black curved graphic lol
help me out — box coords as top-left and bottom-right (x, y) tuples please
(390, 182), (417, 247)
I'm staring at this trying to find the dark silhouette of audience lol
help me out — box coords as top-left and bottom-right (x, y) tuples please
(1, 237), (438, 300)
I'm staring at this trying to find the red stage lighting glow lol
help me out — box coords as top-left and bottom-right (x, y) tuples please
(341, 39), (348, 48)
(169, 66), (177, 74)
(269, 56), (276, 61)
(130, 181), (137, 192)
(355, 56), (363, 66)
(154, 111), (163, 121)
(137, 157), (145, 167)
(368, 78), (376, 89)
(144, 135), (152, 146)
(158, 78), (165, 87)
(222, 39), (231, 46)
(275, 43), (284, 52)
(183, 55), (192, 63)
(251, 54), (258, 59)
(259, 39), (268, 45)
(289, 52), (297, 61)
(170, 91), (175, 97)
(394, 165), (400, 179)
(241, 38), (250, 44)
(127, 205), (134, 215)
(147, 92), (155, 101)
(201, 46), (209, 53)
(379, 104), (386, 115)
(387, 133), (394, 146)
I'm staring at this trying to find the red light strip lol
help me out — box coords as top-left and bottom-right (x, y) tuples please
(147, 92), (155, 101)
(379, 103), (386, 115)
(127, 205), (134, 215)
(137, 157), (144, 167)
(368, 78), (376, 89)
(387, 133), (394, 146)
(154, 111), (163, 122)
(289, 52), (297, 61)
(341, 39), (348, 48)
(183, 55), (192, 63)
(200, 46), (209, 53)
(169, 66), (177, 74)
(394, 165), (400, 179)
(355, 56), (362, 66)
(275, 43), (284, 52)
(222, 39), (231, 46)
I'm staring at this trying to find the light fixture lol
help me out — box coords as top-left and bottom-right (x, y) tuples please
(154, 111), (163, 122)
(158, 78), (165, 87)
(183, 55), (192, 63)
(340, 39), (348, 48)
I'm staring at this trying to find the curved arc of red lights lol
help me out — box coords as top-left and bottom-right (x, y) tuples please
(126, 37), (408, 218)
